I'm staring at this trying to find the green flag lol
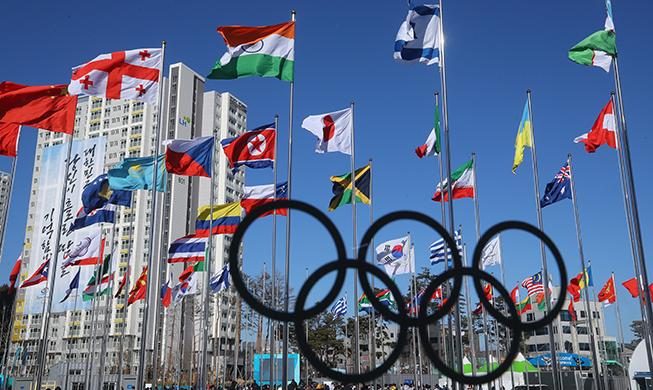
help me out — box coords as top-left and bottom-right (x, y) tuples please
(328, 165), (371, 212)
(569, 30), (616, 73)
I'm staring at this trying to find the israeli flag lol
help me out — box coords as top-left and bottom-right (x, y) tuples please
(394, 5), (440, 66)
(331, 295), (347, 320)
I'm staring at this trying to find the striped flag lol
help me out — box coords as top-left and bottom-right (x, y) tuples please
(521, 272), (544, 297)
(331, 295), (347, 320)
(429, 230), (462, 265)
(210, 264), (231, 294)
(168, 235), (206, 263)
(394, 5), (440, 66)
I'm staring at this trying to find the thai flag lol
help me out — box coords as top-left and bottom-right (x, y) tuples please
(241, 182), (288, 217)
(21, 259), (50, 288)
(163, 136), (214, 178)
(168, 235), (206, 263)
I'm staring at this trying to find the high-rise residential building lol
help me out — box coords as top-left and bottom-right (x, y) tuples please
(0, 170), (10, 255)
(8, 62), (247, 388)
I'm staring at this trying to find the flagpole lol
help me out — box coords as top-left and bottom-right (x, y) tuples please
(137, 40), (167, 390)
(85, 230), (106, 390)
(612, 273), (631, 390)
(62, 281), (79, 390)
(0, 126), (20, 270)
(34, 131), (74, 390)
(368, 158), (377, 389)
(118, 198), (136, 388)
(525, 90), (560, 389)
(349, 101), (361, 382)
(408, 237), (418, 388)
(461, 244), (476, 378)
(1, 247), (21, 390)
(610, 86), (653, 375)
(271, 115), (280, 390)
(566, 154), (602, 388)
(99, 220), (120, 389)
(282, 11), (296, 390)
(497, 234), (515, 389)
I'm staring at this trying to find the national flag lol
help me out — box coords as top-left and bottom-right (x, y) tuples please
(107, 154), (166, 192)
(376, 236), (412, 278)
(207, 21), (295, 82)
(517, 297), (532, 315)
(574, 100), (617, 153)
(68, 48), (162, 105)
(622, 277), (640, 298)
(429, 230), (462, 265)
(331, 295), (347, 320)
(432, 159), (474, 202)
(0, 123), (19, 157)
(20, 259), (49, 288)
(241, 182), (288, 217)
(569, 30), (616, 73)
(541, 162), (572, 208)
(0, 82), (77, 134)
(301, 108), (352, 155)
(578, 266), (593, 289)
(407, 291), (423, 314)
(180, 262), (204, 282)
(377, 289), (397, 310)
(161, 278), (172, 308)
(358, 293), (373, 313)
(513, 101), (532, 173)
(598, 275), (616, 304)
(521, 272), (544, 297)
(61, 228), (105, 267)
(394, 5), (440, 66)
(568, 299), (576, 322)
(472, 283), (493, 314)
(328, 165), (371, 212)
(567, 275), (582, 303)
(81, 174), (131, 214)
(481, 235), (501, 269)
(220, 123), (275, 173)
(536, 292), (547, 311)
(8, 255), (21, 294)
(171, 272), (198, 305)
(210, 264), (231, 294)
(415, 128), (440, 159)
(60, 270), (81, 303)
(168, 235), (206, 263)
(163, 136), (214, 177)
(128, 266), (148, 306)
(69, 203), (117, 233)
(114, 265), (129, 298)
(82, 250), (114, 301)
(604, 0), (615, 31)
(195, 202), (241, 236)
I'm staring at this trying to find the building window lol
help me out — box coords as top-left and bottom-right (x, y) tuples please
(577, 326), (589, 335)
(579, 343), (590, 351)
(562, 326), (571, 334)
(526, 313), (534, 322)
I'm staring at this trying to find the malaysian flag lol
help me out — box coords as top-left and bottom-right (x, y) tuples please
(331, 295), (347, 319)
(522, 271), (544, 297)
(429, 230), (462, 265)
(168, 235), (206, 263)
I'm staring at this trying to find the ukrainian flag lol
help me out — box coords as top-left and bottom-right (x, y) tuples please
(195, 201), (241, 236)
(513, 101), (532, 173)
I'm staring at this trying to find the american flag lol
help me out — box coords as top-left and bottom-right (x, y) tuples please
(521, 271), (544, 297)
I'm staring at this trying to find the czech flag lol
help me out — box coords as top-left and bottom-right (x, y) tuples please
(220, 123), (275, 173)
(195, 202), (241, 236)
(241, 182), (288, 217)
(163, 136), (214, 177)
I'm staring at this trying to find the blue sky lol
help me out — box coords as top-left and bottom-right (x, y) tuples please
(2, 0), (653, 346)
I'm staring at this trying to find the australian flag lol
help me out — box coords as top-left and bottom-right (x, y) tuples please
(541, 162), (572, 208)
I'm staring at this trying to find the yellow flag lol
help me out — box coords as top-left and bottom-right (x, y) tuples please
(513, 101), (532, 173)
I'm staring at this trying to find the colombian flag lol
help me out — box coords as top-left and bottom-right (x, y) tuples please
(195, 202), (241, 236)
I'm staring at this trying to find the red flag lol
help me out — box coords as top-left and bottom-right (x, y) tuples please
(161, 280), (172, 308)
(0, 123), (19, 157)
(567, 273), (582, 302)
(574, 100), (617, 153)
(510, 286), (519, 304)
(220, 124), (275, 172)
(0, 82), (77, 134)
(622, 277), (640, 298)
(598, 275), (616, 303)
(114, 266), (129, 298)
(8, 255), (21, 294)
(127, 267), (147, 306)
(568, 299), (576, 322)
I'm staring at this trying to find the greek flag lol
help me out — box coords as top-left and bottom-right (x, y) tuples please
(210, 264), (231, 294)
(429, 230), (462, 265)
(331, 295), (347, 320)
(394, 5), (440, 66)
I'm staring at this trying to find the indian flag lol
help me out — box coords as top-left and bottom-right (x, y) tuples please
(432, 159), (474, 202)
(207, 21), (294, 82)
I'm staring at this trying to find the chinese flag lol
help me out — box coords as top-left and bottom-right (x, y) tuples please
(568, 299), (576, 322)
(598, 275), (616, 303)
(128, 267), (148, 306)
(0, 82), (77, 134)
(622, 277), (640, 298)
(0, 122), (19, 157)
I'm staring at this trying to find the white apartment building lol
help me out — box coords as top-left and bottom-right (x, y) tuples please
(0, 170), (10, 256)
(8, 62), (247, 388)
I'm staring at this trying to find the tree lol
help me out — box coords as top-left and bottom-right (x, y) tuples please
(0, 284), (16, 366)
(288, 306), (345, 370)
(630, 320), (645, 344)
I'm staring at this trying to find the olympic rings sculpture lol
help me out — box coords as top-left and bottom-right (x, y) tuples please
(228, 200), (568, 385)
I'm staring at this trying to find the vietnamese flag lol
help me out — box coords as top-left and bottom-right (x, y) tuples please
(0, 82), (77, 134)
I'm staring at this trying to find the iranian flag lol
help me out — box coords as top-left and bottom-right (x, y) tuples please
(207, 21), (294, 82)
(432, 159), (474, 202)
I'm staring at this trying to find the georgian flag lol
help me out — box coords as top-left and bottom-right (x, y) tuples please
(68, 48), (162, 105)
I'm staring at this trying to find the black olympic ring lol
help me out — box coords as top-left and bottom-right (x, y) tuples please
(228, 200), (568, 385)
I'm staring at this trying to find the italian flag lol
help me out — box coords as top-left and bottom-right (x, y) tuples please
(432, 159), (474, 202)
(207, 21), (294, 82)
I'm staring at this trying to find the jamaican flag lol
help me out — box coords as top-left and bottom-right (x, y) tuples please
(328, 165), (371, 211)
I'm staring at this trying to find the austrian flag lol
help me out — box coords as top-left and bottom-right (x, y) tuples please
(68, 48), (162, 105)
